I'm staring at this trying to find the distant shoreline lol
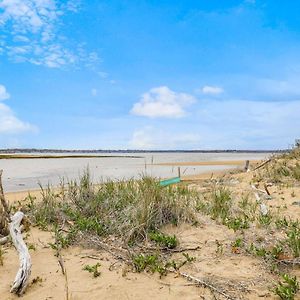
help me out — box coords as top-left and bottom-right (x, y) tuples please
(0, 154), (143, 159)
(0, 148), (283, 154)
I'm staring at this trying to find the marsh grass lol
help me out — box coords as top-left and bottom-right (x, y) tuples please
(27, 170), (199, 245)
(209, 187), (232, 222)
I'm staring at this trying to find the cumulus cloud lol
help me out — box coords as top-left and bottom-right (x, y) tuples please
(0, 84), (36, 134)
(131, 86), (196, 118)
(201, 85), (224, 95)
(0, 0), (98, 68)
(0, 103), (35, 134)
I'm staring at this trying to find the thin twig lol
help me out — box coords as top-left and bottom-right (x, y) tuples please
(172, 270), (237, 300)
(277, 258), (300, 265)
(137, 244), (201, 253)
(88, 236), (236, 300)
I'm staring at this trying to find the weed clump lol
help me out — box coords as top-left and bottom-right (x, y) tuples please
(275, 274), (299, 300)
(286, 225), (300, 258)
(148, 231), (178, 249)
(28, 171), (198, 246)
(83, 263), (101, 278)
(209, 187), (232, 222)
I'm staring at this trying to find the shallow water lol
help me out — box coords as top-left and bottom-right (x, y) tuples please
(0, 152), (271, 192)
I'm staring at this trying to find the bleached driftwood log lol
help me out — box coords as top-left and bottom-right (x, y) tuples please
(0, 170), (31, 295)
(9, 211), (31, 295)
(250, 185), (269, 216)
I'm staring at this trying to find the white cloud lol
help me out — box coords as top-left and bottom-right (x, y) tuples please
(129, 127), (201, 150)
(0, 0), (98, 68)
(0, 103), (36, 134)
(129, 127), (154, 149)
(129, 99), (300, 150)
(201, 85), (224, 95)
(0, 84), (10, 100)
(0, 84), (36, 134)
(131, 86), (196, 118)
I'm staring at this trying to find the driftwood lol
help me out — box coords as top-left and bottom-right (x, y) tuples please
(9, 211), (32, 295)
(0, 170), (31, 295)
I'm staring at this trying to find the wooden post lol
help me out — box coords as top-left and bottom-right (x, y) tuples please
(244, 160), (250, 172)
(178, 167), (181, 178)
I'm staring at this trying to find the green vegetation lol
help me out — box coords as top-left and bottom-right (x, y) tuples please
(209, 187), (232, 222)
(258, 213), (273, 227)
(133, 254), (160, 273)
(27, 171), (198, 246)
(260, 148), (300, 183)
(133, 252), (195, 276)
(148, 231), (178, 249)
(231, 238), (243, 248)
(275, 274), (299, 300)
(226, 217), (249, 232)
(286, 225), (300, 258)
(83, 263), (101, 278)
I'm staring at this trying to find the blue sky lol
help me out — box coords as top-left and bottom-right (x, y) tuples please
(0, 0), (300, 150)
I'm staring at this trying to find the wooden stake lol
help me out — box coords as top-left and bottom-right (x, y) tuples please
(244, 160), (250, 172)
(178, 167), (181, 178)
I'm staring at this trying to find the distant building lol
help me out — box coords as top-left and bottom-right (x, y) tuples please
(296, 139), (300, 148)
